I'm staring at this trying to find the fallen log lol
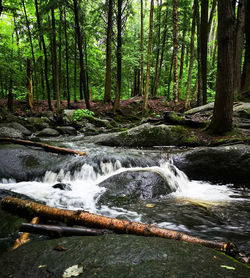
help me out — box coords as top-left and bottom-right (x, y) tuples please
(1, 196), (238, 256)
(12, 216), (39, 250)
(0, 137), (86, 156)
(20, 223), (112, 237)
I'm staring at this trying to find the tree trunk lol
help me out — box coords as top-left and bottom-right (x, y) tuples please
(0, 137), (87, 156)
(64, 7), (71, 108)
(34, 0), (52, 110)
(58, 8), (63, 97)
(196, 2), (203, 106)
(104, 0), (113, 103)
(178, 28), (186, 99)
(209, 0), (235, 134)
(26, 58), (33, 110)
(167, 52), (173, 100)
(51, 7), (61, 112)
(201, 0), (208, 105)
(74, 37), (77, 103)
(1, 196), (238, 257)
(139, 0), (144, 96)
(151, 0), (162, 97)
(233, 0), (246, 98)
(114, 0), (122, 113)
(172, 0), (179, 104)
(154, 6), (169, 97)
(143, 0), (154, 114)
(241, 0), (250, 93)
(22, 0), (38, 102)
(185, 0), (197, 109)
(73, 0), (90, 109)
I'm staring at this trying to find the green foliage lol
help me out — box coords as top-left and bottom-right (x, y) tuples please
(73, 109), (95, 121)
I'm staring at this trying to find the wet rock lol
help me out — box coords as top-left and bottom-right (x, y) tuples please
(52, 183), (72, 191)
(0, 234), (249, 278)
(91, 123), (196, 147)
(0, 126), (24, 139)
(0, 144), (72, 182)
(37, 128), (60, 137)
(0, 122), (32, 136)
(97, 170), (173, 206)
(56, 126), (77, 136)
(173, 144), (250, 187)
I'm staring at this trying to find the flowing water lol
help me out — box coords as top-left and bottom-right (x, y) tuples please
(0, 136), (250, 253)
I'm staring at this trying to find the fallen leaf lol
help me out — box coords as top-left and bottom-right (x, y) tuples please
(54, 245), (67, 251)
(220, 265), (235, 270)
(62, 264), (83, 278)
(38, 265), (47, 268)
(145, 204), (155, 208)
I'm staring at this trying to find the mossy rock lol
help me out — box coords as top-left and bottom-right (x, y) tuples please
(0, 234), (249, 278)
(93, 123), (200, 148)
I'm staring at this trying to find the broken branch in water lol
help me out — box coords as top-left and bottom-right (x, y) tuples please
(0, 137), (86, 156)
(12, 216), (39, 250)
(20, 223), (112, 237)
(1, 196), (238, 257)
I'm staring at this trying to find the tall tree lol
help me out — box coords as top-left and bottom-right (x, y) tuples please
(233, 0), (246, 98)
(34, 0), (52, 110)
(73, 0), (90, 109)
(185, 0), (197, 109)
(139, 0), (144, 96)
(22, 0), (38, 101)
(152, 0), (162, 97)
(26, 58), (33, 109)
(209, 1), (235, 134)
(104, 0), (113, 103)
(114, 0), (122, 113)
(172, 0), (178, 104)
(241, 0), (250, 94)
(64, 7), (70, 108)
(200, 0), (208, 105)
(143, 0), (154, 114)
(51, 6), (60, 112)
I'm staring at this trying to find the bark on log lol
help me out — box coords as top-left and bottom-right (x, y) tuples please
(20, 223), (112, 237)
(1, 196), (238, 256)
(0, 137), (86, 156)
(12, 216), (39, 250)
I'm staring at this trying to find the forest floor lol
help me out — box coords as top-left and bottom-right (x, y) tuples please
(0, 96), (249, 146)
(0, 96), (184, 117)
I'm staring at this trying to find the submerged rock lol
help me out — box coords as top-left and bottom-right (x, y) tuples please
(97, 170), (173, 206)
(0, 234), (249, 278)
(52, 183), (72, 191)
(173, 144), (250, 187)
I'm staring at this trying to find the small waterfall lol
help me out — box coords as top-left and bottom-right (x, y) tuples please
(0, 158), (238, 219)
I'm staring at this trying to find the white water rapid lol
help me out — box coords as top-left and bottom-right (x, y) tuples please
(0, 159), (240, 221)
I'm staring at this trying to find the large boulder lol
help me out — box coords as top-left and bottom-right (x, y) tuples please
(0, 143), (72, 181)
(97, 170), (173, 206)
(26, 117), (50, 131)
(0, 122), (32, 136)
(62, 109), (76, 123)
(91, 123), (197, 147)
(173, 144), (250, 187)
(0, 126), (24, 139)
(0, 234), (249, 278)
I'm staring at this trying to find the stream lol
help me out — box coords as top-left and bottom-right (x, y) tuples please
(0, 135), (250, 254)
